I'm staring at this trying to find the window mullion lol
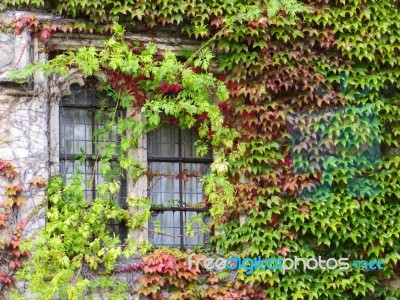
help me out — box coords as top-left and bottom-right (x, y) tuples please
(178, 128), (184, 250)
(91, 108), (96, 201)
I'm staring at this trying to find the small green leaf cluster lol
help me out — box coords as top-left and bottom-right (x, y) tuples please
(17, 175), (131, 300)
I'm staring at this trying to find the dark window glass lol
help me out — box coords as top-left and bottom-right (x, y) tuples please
(147, 125), (212, 250)
(59, 83), (127, 240)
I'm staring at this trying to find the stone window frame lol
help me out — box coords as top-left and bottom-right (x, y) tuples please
(46, 31), (201, 245)
(50, 70), (213, 248)
(48, 69), (146, 242)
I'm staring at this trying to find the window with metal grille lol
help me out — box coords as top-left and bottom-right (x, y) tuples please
(59, 82), (127, 239)
(147, 125), (212, 250)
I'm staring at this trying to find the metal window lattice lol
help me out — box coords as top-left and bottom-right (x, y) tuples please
(147, 125), (212, 249)
(59, 83), (127, 239)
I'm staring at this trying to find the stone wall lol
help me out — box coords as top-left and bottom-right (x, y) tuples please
(0, 11), (48, 295)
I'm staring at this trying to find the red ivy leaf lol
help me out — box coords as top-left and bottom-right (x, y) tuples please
(9, 261), (16, 270)
(39, 28), (53, 41)
(6, 184), (25, 197)
(10, 239), (20, 249)
(268, 214), (279, 227)
(284, 155), (292, 167)
(298, 205), (310, 215)
(0, 161), (10, 170)
(211, 16), (223, 28)
(283, 180), (297, 192)
(207, 274), (219, 284)
(29, 177), (46, 188)
(157, 83), (182, 95)
(0, 273), (13, 284)
(11, 249), (21, 258)
(169, 84), (181, 94)
(277, 247), (291, 257)
(2, 168), (19, 180)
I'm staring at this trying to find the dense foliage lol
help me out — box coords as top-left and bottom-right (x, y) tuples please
(2, 0), (400, 299)
(0, 160), (46, 294)
(6, 24), (241, 299)
(119, 248), (266, 299)
(17, 175), (132, 300)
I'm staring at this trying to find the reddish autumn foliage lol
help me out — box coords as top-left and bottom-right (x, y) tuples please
(106, 70), (147, 107)
(0, 159), (42, 289)
(121, 249), (267, 300)
(157, 83), (182, 95)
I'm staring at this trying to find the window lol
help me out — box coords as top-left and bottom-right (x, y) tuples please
(59, 82), (127, 239)
(147, 125), (213, 250)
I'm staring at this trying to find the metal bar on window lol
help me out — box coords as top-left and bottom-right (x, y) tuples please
(60, 104), (104, 109)
(91, 106), (96, 201)
(147, 156), (213, 163)
(150, 207), (208, 212)
(59, 83), (128, 240)
(59, 155), (120, 161)
(178, 128), (184, 250)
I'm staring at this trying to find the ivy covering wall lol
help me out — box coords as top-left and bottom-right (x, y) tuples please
(1, 0), (400, 299)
